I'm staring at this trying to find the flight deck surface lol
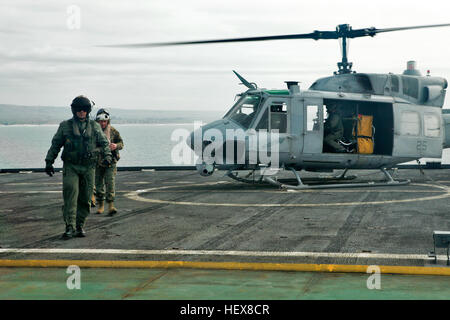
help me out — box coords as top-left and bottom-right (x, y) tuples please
(2, 168), (450, 300)
(1, 168), (449, 267)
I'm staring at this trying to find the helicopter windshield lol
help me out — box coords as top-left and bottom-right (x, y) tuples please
(225, 94), (263, 129)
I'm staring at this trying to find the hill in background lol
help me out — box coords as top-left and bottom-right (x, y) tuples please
(0, 104), (223, 125)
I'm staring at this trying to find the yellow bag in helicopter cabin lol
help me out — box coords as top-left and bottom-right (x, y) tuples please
(356, 115), (374, 154)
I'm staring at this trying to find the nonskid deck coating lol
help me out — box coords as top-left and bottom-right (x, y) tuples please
(0, 169), (450, 266)
(1, 169), (450, 299)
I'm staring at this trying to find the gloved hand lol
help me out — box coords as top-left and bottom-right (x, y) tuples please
(45, 162), (55, 177)
(102, 156), (112, 167)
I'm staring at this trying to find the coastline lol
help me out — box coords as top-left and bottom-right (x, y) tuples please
(0, 122), (199, 127)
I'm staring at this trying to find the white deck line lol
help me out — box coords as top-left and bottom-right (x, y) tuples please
(0, 248), (445, 261)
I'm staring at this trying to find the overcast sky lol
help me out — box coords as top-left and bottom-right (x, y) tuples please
(2, 0), (450, 111)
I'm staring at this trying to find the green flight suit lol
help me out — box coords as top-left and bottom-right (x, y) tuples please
(95, 125), (124, 203)
(324, 112), (346, 152)
(45, 117), (111, 229)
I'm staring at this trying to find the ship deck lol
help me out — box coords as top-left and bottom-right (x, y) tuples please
(1, 167), (450, 299)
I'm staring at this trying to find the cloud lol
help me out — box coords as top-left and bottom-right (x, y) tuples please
(1, 0), (450, 109)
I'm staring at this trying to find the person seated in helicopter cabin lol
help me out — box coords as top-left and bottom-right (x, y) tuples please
(323, 103), (347, 153)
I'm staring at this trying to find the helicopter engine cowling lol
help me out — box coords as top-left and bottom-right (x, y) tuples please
(424, 85), (445, 102)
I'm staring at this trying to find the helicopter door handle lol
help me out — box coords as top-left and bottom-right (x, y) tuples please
(286, 134), (297, 140)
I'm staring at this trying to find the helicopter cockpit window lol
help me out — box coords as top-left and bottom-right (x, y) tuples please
(306, 105), (320, 131)
(226, 94), (263, 129)
(270, 103), (287, 133)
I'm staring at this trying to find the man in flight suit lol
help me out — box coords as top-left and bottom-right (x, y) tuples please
(45, 96), (112, 239)
(323, 103), (346, 153)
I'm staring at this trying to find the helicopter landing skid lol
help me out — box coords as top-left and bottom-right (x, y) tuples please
(226, 167), (357, 185)
(306, 168), (357, 181)
(225, 169), (266, 184)
(263, 167), (410, 190)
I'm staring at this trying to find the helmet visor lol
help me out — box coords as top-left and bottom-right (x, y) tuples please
(73, 106), (90, 113)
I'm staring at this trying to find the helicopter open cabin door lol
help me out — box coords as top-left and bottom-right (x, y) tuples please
(392, 103), (443, 158)
(302, 98), (324, 154)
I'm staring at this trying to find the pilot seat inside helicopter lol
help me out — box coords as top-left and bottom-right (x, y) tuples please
(322, 99), (393, 156)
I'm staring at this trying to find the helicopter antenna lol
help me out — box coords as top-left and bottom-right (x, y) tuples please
(232, 70), (257, 89)
(103, 23), (450, 75)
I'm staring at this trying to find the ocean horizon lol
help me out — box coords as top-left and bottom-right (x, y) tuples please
(0, 123), (448, 169)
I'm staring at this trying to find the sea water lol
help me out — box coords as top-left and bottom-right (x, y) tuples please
(0, 123), (198, 169)
(0, 124), (448, 169)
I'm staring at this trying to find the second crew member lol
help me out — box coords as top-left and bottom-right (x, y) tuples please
(94, 108), (124, 216)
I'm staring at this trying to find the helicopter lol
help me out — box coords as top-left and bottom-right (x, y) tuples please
(108, 23), (450, 189)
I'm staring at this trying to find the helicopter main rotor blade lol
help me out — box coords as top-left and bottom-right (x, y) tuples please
(348, 23), (450, 38)
(101, 31), (339, 48)
(102, 23), (450, 48)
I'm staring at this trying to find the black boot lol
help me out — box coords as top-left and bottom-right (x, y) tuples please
(62, 225), (74, 240)
(75, 226), (86, 237)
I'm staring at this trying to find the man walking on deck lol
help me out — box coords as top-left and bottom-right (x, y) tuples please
(45, 96), (112, 239)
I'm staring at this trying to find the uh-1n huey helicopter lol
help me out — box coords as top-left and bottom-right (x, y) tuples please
(109, 23), (450, 189)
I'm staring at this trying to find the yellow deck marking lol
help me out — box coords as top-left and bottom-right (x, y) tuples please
(1, 259), (450, 276)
